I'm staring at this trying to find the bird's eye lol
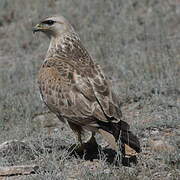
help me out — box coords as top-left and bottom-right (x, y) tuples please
(42, 20), (55, 25)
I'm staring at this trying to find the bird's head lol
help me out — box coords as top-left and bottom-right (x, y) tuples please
(33, 15), (74, 38)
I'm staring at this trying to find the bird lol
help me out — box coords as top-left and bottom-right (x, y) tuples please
(33, 15), (141, 155)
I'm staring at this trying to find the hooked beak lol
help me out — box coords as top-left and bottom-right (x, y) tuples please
(32, 23), (45, 34)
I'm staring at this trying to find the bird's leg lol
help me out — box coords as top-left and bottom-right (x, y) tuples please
(70, 129), (87, 154)
(76, 130), (85, 151)
(84, 132), (98, 152)
(68, 122), (85, 152)
(85, 132), (97, 146)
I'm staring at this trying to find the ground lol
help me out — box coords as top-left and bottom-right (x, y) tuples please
(0, 0), (179, 179)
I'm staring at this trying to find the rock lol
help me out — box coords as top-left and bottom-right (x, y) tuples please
(32, 112), (60, 128)
(0, 165), (38, 177)
(32, 112), (61, 135)
(150, 128), (159, 136)
(149, 139), (175, 152)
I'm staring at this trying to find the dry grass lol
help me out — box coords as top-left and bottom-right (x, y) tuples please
(0, 0), (179, 179)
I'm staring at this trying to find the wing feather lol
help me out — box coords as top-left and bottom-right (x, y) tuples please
(87, 64), (122, 122)
(38, 57), (122, 127)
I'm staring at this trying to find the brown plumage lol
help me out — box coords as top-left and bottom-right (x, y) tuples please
(33, 15), (141, 154)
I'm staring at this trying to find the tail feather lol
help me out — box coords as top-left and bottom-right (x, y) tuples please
(98, 120), (141, 153)
(119, 129), (141, 153)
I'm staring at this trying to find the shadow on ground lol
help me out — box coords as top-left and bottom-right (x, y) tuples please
(66, 140), (138, 167)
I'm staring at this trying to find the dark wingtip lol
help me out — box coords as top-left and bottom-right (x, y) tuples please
(121, 131), (141, 153)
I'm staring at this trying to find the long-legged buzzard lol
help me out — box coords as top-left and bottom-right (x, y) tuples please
(33, 15), (141, 155)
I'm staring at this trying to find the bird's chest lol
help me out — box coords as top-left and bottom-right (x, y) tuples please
(37, 63), (76, 113)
